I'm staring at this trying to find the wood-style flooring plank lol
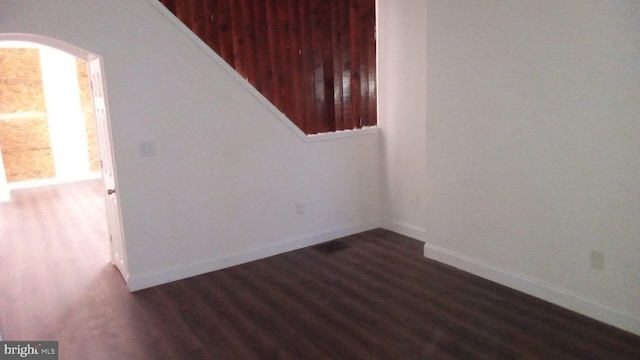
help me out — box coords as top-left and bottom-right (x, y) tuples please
(1, 180), (639, 359)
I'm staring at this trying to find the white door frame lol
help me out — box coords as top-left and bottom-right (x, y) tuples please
(0, 33), (129, 282)
(88, 55), (129, 281)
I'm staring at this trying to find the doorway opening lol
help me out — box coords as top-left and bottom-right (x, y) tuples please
(0, 33), (128, 283)
(0, 42), (100, 192)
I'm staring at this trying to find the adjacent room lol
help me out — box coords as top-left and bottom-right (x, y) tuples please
(1, 0), (639, 358)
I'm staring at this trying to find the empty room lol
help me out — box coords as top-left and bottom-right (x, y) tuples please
(1, 0), (639, 358)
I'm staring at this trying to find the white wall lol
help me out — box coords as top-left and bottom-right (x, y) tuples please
(423, 0), (640, 335)
(378, 0), (640, 335)
(378, 0), (428, 240)
(0, 0), (382, 290)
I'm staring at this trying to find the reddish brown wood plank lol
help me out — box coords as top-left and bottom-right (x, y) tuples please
(203, 0), (220, 54)
(320, 1), (336, 132)
(276, 0), (297, 121)
(309, 0), (328, 134)
(365, 1), (377, 127)
(251, 0), (270, 95)
(160, 0), (177, 15)
(339, 0), (353, 130)
(297, 0), (318, 134)
(229, 1), (248, 78)
(173, 0), (191, 25)
(188, 0), (206, 44)
(158, 0), (377, 135)
(331, 1), (344, 130)
(348, 0), (362, 130)
(357, 0), (370, 128)
(216, 0), (236, 67)
(286, 0), (305, 128)
(239, 0), (258, 83)
(265, 0), (284, 111)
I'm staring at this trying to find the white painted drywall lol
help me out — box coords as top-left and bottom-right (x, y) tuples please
(424, 0), (640, 334)
(0, 0), (382, 290)
(377, 0), (427, 240)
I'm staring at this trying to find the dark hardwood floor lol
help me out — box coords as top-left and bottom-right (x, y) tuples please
(1, 180), (639, 359)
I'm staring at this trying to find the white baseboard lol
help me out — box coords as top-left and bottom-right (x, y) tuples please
(7, 173), (102, 190)
(127, 220), (380, 292)
(382, 219), (427, 242)
(423, 241), (640, 336)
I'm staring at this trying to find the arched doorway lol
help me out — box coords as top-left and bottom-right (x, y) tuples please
(0, 33), (128, 282)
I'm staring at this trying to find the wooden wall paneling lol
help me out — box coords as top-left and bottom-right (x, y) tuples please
(341, 0), (352, 131)
(189, 0), (206, 45)
(157, 0), (376, 135)
(309, 0), (328, 134)
(366, 1), (377, 127)
(320, 1), (336, 133)
(239, 0), (258, 85)
(340, 0), (353, 131)
(297, 0), (317, 135)
(286, 0), (300, 130)
(276, 1), (294, 121)
(173, 0), (191, 25)
(358, 0), (370, 128)
(348, 1), (361, 130)
(160, 0), (177, 15)
(216, 1), (236, 70)
(283, 0), (302, 125)
(365, 0), (376, 127)
(330, 1), (343, 131)
(251, 0), (270, 96)
(203, 0), (220, 54)
(287, 0), (306, 132)
(229, 1), (248, 78)
(265, 0), (283, 112)
(245, 1), (256, 82)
